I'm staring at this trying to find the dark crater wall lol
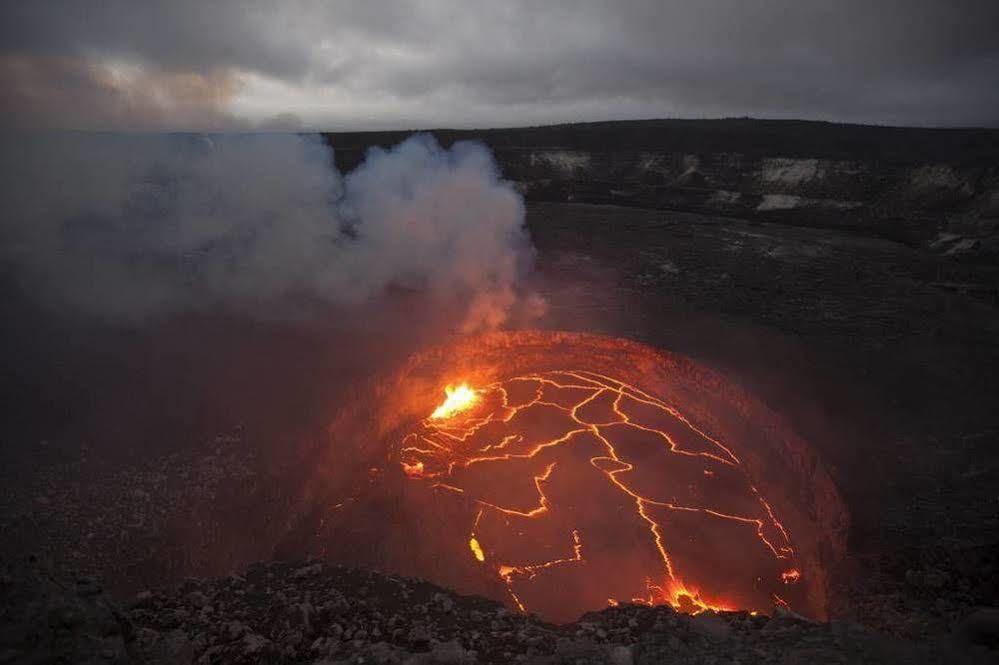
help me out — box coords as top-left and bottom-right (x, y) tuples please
(324, 119), (999, 268)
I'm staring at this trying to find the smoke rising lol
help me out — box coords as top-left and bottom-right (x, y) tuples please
(0, 132), (536, 330)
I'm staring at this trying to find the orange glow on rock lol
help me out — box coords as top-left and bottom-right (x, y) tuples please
(401, 460), (425, 478)
(781, 569), (801, 584)
(664, 581), (733, 614)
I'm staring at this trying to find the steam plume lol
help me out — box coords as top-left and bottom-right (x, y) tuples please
(0, 132), (536, 330)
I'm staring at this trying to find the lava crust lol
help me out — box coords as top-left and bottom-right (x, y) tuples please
(300, 331), (848, 623)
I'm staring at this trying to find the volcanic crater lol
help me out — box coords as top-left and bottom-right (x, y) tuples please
(294, 330), (848, 623)
(4, 119), (998, 663)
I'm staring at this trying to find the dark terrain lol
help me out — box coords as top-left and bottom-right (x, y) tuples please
(2, 119), (999, 663)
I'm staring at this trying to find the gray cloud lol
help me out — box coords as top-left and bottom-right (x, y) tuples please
(0, 54), (245, 131)
(1, 1), (997, 129)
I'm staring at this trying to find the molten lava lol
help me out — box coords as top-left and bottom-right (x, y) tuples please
(430, 384), (479, 420)
(400, 370), (803, 618)
(307, 331), (847, 623)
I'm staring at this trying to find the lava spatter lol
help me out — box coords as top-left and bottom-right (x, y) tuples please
(399, 370), (803, 619)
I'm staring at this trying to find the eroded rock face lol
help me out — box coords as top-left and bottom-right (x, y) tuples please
(505, 149), (999, 259)
(324, 120), (999, 259)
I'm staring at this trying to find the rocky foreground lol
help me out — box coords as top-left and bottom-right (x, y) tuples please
(3, 557), (997, 665)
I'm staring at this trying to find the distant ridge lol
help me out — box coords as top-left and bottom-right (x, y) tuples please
(323, 117), (999, 168)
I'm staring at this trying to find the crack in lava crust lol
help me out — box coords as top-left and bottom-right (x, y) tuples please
(399, 370), (804, 619)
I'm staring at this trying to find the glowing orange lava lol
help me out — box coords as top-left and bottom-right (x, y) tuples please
(400, 370), (804, 618)
(469, 538), (486, 562)
(430, 384), (479, 420)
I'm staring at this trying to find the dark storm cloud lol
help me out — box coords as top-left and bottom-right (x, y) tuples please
(0, 1), (311, 79)
(1, 0), (997, 129)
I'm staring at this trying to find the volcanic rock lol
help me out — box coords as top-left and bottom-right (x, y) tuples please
(0, 557), (131, 664)
(4, 556), (999, 663)
(958, 607), (999, 648)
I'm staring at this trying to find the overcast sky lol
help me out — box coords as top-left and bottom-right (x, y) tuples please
(2, 0), (997, 131)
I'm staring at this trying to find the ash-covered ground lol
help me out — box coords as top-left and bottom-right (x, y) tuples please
(2, 120), (998, 663)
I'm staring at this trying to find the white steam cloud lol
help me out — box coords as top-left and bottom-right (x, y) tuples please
(0, 133), (538, 330)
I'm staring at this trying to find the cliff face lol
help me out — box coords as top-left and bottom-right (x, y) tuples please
(501, 149), (998, 254)
(324, 119), (999, 260)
